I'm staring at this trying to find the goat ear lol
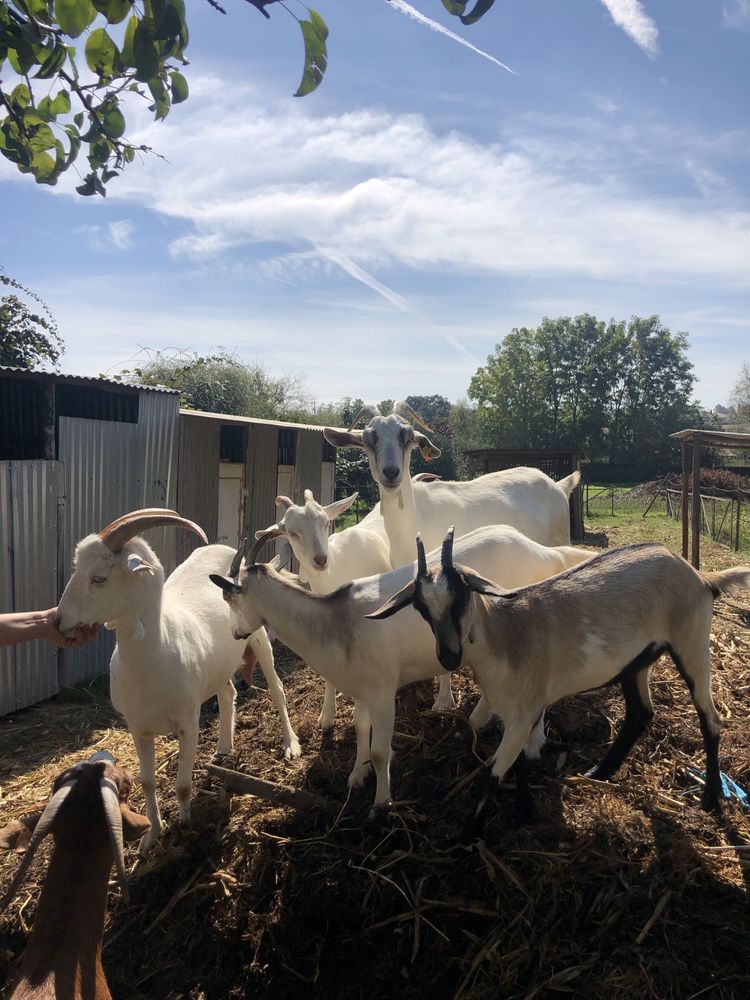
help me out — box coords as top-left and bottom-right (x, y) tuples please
(323, 493), (358, 521)
(414, 433), (441, 461)
(120, 803), (151, 843)
(365, 581), (416, 620)
(323, 427), (365, 450)
(126, 554), (156, 575)
(462, 570), (506, 598)
(0, 815), (40, 852)
(209, 574), (242, 595)
(254, 525), (284, 542)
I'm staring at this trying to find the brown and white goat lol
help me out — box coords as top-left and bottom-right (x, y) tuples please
(0, 752), (150, 1000)
(370, 529), (750, 833)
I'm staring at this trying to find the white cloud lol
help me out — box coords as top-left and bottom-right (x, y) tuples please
(598, 0), (659, 55)
(75, 219), (135, 251)
(98, 87), (750, 292)
(723, 0), (750, 31)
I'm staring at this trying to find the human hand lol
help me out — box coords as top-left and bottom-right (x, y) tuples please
(44, 610), (100, 648)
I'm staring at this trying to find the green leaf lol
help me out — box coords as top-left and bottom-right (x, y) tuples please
(34, 41), (68, 79)
(30, 149), (56, 181)
(100, 100), (125, 138)
(441, 0), (466, 13)
(74, 111), (84, 127)
(55, 0), (96, 38)
(92, 0), (131, 24)
(144, 0), (183, 41)
(169, 69), (188, 104)
(133, 21), (160, 81)
(147, 76), (170, 120)
(8, 41), (36, 75)
(121, 15), (138, 66)
(10, 83), (32, 109)
(85, 27), (120, 78)
(460, 0), (497, 25)
(294, 9), (328, 98)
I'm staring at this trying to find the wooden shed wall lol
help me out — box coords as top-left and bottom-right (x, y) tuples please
(177, 415), (220, 563)
(245, 424), (279, 543)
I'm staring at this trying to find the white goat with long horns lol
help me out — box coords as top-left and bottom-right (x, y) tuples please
(56, 509), (300, 854)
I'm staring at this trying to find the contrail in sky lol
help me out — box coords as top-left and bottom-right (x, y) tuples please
(385, 0), (516, 75)
(316, 244), (478, 363)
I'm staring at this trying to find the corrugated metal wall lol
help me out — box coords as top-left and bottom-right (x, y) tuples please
(176, 414), (220, 564)
(56, 390), (179, 690)
(0, 462), (62, 714)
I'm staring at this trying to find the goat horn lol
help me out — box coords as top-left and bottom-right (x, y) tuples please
(347, 404), (381, 431)
(275, 496), (294, 510)
(441, 526), (455, 569)
(100, 777), (129, 905)
(229, 538), (247, 579)
(245, 535), (272, 566)
(100, 510), (208, 553)
(303, 489), (314, 503)
(392, 400), (434, 433)
(0, 781), (76, 911)
(416, 534), (428, 577)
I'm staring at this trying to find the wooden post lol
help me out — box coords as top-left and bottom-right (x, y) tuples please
(736, 491), (742, 553)
(691, 436), (702, 569)
(681, 440), (690, 560)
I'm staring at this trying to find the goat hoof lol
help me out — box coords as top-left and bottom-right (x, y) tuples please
(366, 802), (394, 826)
(284, 739), (302, 761)
(211, 751), (232, 765)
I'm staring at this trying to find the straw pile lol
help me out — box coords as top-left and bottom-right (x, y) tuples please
(1, 531), (749, 1000)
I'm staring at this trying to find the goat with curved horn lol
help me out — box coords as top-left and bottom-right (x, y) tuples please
(348, 403), (382, 431)
(392, 400), (434, 434)
(100, 508), (208, 553)
(57, 505), (301, 855)
(417, 534), (428, 577)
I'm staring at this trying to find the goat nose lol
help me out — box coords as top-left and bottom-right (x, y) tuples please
(314, 555), (328, 569)
(382, 465), (399, 482)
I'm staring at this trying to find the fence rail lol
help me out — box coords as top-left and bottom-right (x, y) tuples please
(584, 481), (750, 554)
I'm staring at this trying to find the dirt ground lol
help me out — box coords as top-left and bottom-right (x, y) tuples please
(1, 526), (749, 1000)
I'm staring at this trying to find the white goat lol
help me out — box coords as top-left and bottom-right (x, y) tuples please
(256, 489), (390, 731)
(210, 525), (592, 811)
(56, 509), (301, 854)
(370, 528), (750, 834)
(324, 401), (581, 717)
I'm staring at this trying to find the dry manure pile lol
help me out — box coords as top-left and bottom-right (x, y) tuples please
(1, 536), (749, 1000)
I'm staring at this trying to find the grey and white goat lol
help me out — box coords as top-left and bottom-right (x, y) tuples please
(210, 525), (592, 811)
(369, 528), (750, 830)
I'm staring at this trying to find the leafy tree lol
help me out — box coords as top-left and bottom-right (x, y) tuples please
(469, 314), (699, 474)
(0, 270), (63, 368)
(119, 348), (306, 418)
(0, 0), (328, 193)
(404, 394), (458, 480)
(730, 361), (750, 429)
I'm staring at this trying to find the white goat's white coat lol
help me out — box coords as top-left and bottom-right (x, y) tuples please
(57, 534), (300, 853)
(212, 524), (592, 809)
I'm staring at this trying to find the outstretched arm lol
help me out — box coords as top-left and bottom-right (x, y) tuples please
(0, 609), (99, 648)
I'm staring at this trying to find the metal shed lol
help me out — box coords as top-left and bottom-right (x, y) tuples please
(464, 447), (587, 542)
(175, 410), (336, 563)
(0, 368), (180, 714)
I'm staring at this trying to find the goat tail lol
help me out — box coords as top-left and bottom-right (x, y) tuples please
(702, 566), (750, 599)
(557, 471), (581, 498)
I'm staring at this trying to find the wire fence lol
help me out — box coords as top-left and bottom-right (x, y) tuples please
(584, 480), (750, 554)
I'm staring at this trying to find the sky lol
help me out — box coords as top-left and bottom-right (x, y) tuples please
(1, 0), (749, 410)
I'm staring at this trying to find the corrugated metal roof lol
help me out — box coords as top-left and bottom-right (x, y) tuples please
(180, 408), (340, 433)
(0, 366), (179, 394)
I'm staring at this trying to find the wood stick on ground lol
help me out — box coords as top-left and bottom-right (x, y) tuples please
(207, 764), (340, 813)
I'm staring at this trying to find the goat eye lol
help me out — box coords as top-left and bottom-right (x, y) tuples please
(91, 575), (106, 585)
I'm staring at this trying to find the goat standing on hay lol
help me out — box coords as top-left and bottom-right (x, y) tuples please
(369, 528), (750, 835)
(323, 400), (580, 725)
(55, 509), (301, 854)
(0, 752), (150, 1000)
(210, 526), (592, 811)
